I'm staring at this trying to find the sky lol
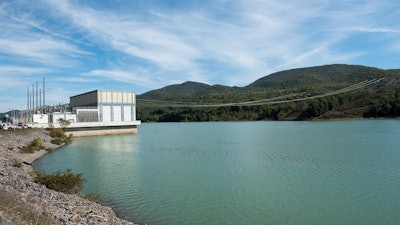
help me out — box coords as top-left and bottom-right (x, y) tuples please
(1, 0), (400, 112)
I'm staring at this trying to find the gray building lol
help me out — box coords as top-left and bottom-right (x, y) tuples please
(70, 90), (137, 123)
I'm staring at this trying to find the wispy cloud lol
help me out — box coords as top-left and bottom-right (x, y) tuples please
(40, 0), (400, 82)
(85, 69), (157, 88)
(0, 38), (91, 67)
(0, 0), (399, 111)
(0, 66), (50, 75)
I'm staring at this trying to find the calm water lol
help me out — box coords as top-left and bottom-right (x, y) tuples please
(34, 120), (400, 225)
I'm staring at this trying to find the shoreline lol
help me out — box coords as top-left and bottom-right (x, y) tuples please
(0, 129), (137, 225)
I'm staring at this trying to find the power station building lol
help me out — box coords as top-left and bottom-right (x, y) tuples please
(70, 90), (137, 123)
(65, 90), (140, 136)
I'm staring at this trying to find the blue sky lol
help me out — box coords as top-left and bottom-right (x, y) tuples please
(1, 0), (400, 112)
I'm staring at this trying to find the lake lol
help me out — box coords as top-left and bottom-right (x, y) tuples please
(33, 120), (400, 225)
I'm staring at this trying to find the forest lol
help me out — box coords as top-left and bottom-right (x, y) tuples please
(136, 64), (400, 122)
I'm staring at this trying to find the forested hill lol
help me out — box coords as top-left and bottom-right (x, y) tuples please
(247, 64), (388, 89)
(137, 64), (400, 122)
(139, 81), (211, 99)
(138, 81), (234, 99)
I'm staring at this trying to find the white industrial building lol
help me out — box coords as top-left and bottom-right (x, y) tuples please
(66, 90), (140, 136)
(25, 90), (140, 135)
(70, 90), (137, 123)
(50, 112), (77, 124)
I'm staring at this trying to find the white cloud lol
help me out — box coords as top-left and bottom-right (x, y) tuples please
(85, 69), (157, 89)
(0, 38), (91, 67)
(0, 0), (399, 111)
(36, 0), (400, 88)
(43, 0), (201, 70)
(0, 66), (51, 75)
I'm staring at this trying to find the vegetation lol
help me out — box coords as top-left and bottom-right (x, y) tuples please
(20, 137), (45, 153)
(33, 169), (85, 194)
(79, 192), (102, 203)
(32, 169), (101, 203)
(137, 64), (400, 121)
(49, 124), (73, 145)
(12, 159), (22, 168)
(58, 118), (71, 130)
(49, 127), (66, 139)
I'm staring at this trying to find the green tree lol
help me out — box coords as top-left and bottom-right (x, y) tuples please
(58, 118), (71, 130)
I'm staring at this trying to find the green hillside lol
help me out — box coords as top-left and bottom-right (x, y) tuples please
(137, 64), (400, 122)
(139, 81), (211, 99)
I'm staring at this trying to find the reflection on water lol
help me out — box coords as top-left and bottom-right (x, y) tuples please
(34, 120), (400, 225)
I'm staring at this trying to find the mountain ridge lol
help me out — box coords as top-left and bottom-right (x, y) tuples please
(139, 64), (399, 99)
(137, 64), (400, 121)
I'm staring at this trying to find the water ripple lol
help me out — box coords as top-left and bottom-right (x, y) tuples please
(34, 121), (400, 225)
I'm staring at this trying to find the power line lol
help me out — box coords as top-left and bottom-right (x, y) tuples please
(137, 78), (385, 108)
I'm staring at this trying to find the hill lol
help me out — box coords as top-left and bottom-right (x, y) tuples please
(248, 64), (380, 89)
(139, 81), (211, 99)
(137, 64), (400, 121)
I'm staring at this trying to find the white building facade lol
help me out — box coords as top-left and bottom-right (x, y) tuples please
(70, 90), (137, 123)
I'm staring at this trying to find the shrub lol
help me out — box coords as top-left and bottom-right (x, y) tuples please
(79, 193), (102, 203)
(49, 127), (73, 146)
(51, 138), (64, 145)
(64, 134), (73, 144)
(33, 169), (85, 194)
(12, 160), (22, 168)
(20, 137), (45, 153)
(31, 137), (42, 147)
(59, 118), (71, 130)
(49, 128), (66, 138)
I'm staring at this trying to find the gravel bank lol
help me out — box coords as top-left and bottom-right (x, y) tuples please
(0, 129), (137, 225)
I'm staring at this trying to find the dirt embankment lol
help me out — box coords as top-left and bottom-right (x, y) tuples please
(0, 129), (136, 225)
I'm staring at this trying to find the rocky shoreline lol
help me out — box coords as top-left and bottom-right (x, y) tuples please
(0, 129), (137, 225)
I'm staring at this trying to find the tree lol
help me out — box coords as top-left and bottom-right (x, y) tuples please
(58, 118), (70, 130)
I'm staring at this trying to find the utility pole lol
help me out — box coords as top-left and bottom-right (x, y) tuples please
(27, 86), (29, 122)
(40, 89), (42, 114)
(32, 83), (34, 114)
(43, 77), (46, 114)
(36, 81), (38, 114)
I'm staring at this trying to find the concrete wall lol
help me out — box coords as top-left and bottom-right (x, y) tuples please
(65, 127), (138, 137)
(33, 114), (48, 123)
(123, 106), (132, 121)
(65, 121), (140, 137)
(101, 106), (111, 122)
(51, 113), (77, 124)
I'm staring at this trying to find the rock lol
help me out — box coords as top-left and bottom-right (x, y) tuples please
(70, 214), (80, 222)
(0, 130), (138, 225)
(90, 214), (108, 222)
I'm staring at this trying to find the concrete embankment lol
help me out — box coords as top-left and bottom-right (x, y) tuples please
(0, 129), (136, 225)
